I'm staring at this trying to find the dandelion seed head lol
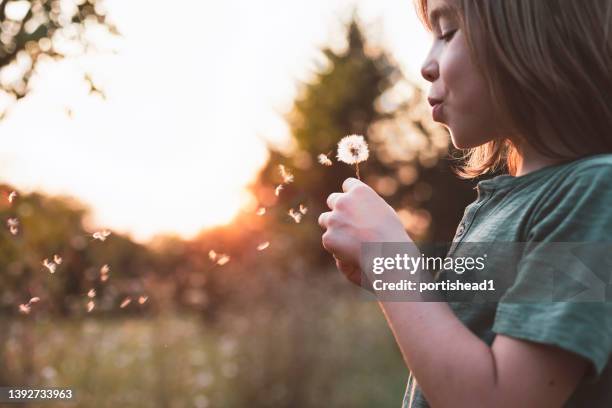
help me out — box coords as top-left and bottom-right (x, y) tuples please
(337, 134), (369, 164)
(120, 297), (132, 308)
(256, 207), (266, 216)
(29, 297), (40, 303)
(299, 204), (308, 215)
(278, 165), (294, 184)
(19, 303), (31, 314)
(288, 208), (302, 224)
(217, 255), (230, 266)
(9, 225), (18, 235)
(257, 241), (270, 251)
(8, 191), (17, 203)
(100, 275), (109, 282)
(318, 154), (333, 166)
(87, 289), (96, 298)
(87, 301), (95, 312)
(138, 296), (148, 305)
(53, 254), (63, 265)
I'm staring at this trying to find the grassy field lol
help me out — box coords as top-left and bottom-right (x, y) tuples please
(1, 282), (408, 408)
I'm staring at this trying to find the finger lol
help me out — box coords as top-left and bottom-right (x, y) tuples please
(342, 177), (361, 193)
(326, 192), (343, 210)
(322, 231), (336, 252)
(335, 257), (362, 286)
(318, 211), (332, 229)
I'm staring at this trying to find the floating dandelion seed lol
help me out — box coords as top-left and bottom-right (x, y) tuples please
(42, 258), (57, 274)
(8, 191), (17, 203)
(53, 254), (63, 265)
(138, 296), (148, 305)
(208, 250), (217, 261)
(18, 295), (41, 314)
(92, 230), (111, 241)
(120, 297), (132, 308)
(337, 134), (369, 180)
(256, 207), (266, 216)
(318, 153), (333, 166)
(7, 218), (19, 235)
(275, 184), (284, 196)
(87, 289), (96, 298)
(288, 208), (303, 224)
(278, 165), (294, 184)
(257, 241), (270, 251)
(299, 204), (308, 215)
(217, 255), (230, 266)
(100, 264), (110, 282)
(87, 301), (95, 313)
(209, 250), (229, 265)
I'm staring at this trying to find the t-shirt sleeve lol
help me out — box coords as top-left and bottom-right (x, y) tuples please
(492, 164), (612, 381)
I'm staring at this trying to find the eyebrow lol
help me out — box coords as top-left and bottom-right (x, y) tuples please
(428, 4), (457, 29)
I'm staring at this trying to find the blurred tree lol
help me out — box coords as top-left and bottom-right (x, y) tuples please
(0, 0), (117, 114)
(0, 186), (153, 386)
(249, 16), (476, 268)
(0, 185), (152, 317)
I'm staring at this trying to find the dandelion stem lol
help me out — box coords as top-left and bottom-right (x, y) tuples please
(355, 163), (361, 180)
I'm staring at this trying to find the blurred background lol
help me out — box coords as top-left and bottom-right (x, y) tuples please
(0, 0), (478, 406)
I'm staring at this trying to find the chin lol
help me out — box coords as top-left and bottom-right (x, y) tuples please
(450, 130), (491, 149)
(449, 133), (473, 149)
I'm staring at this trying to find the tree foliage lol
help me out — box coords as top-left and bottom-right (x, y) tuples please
(250, 17), (475, 252)
(0, 0), (117, 104)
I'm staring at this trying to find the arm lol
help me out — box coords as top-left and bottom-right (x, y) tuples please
(319, 178), (588, 408)
(378, 300), (587, 408)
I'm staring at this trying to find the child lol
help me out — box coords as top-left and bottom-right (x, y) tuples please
(318, 0), (612, 406)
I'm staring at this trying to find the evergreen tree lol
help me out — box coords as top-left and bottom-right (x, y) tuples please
(250, 16), (475, 260)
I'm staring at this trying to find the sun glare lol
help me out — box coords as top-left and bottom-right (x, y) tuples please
(0, 0), (428, 242)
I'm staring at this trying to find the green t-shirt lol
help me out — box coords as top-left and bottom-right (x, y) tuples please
(403, 153), (612, 408)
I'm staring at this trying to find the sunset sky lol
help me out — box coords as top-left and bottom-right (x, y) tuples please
(0, 0), (431, 242)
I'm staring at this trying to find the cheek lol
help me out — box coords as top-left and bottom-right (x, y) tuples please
(442, 40), (491, 118)
(440, 36), (501, 147)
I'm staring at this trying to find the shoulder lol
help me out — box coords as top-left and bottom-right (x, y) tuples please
(527, 154), (612, 241)
(560, 153), (612, 180)
(544, 153), (612, 198)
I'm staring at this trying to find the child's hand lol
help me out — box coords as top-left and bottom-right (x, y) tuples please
(318, 177), (410, 286)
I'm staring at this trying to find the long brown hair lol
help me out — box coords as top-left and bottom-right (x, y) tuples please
(415, 0), (612, 178)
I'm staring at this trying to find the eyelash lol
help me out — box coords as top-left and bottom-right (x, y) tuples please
(437, 30), (457, 42)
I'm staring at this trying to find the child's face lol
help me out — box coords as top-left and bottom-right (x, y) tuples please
(421, 0), (505, 149)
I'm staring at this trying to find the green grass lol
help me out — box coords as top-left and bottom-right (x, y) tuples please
(1, 290), (408, 408)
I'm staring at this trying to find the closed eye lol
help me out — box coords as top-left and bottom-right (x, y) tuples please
(437, 29), (457, 43)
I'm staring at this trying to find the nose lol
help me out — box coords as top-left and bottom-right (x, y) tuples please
(421, 59), (439, 83)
